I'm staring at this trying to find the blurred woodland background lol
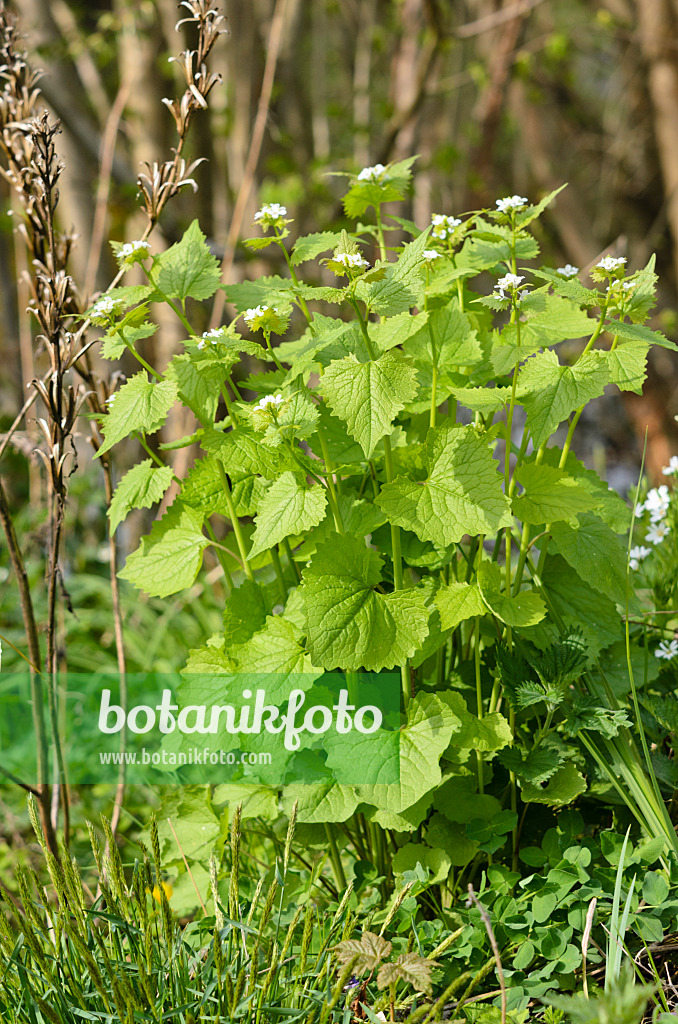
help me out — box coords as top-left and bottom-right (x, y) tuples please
(2, 0), (678, 532)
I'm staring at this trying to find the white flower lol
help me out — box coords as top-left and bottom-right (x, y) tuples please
(253, 393), (284, 413)
(91, 297), (118, 318)
(655, 639), (678, 661)
(196, 340), (206, 350)
(244, 305), (269, 325)
(622, 280), (636, 291)
(431, 214), (462, 239)
(596, 256), (626, 272)
(629, 545), (652, 570)
(662, 455), (678, 476)
(333, 252), (370, 269)
(254, 202), (287, 223)
(645, 485), (670, 522)
(645, 520), (671, 545)
(496, 195), (528, 213)
(357, 163), (386, 182)
(105, 393), (117, 406)
(634, 501), (645, 517)
(494, 273), (525, 300)
(118, 239), (151, 260)
(557, 264), (579, 278)
(203, 328), (223, 340)
(422, 250), (441, 261)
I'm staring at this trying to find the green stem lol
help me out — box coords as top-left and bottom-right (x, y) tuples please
(283, 537), (302, 583)
(277, 236), (313, 325)
(475, 537), (485, 794)
(271, 546), (288, 603)
(205, 521), (235, 590)
(323, 824), (347, 890)
(318, 427), (344, 532)
(217, 463), (254, 581)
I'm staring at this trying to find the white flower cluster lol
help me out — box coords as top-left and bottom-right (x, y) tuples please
(422, 250), (440, 261)
(557, 264), (579, 278)
(90, 297), (118, 319)
(656, 639), (678, 661)
(629, 545), (651, 571)
(662, 455), (678, 476)
(197, 328), (225, 349)
(254, 203), (287, 224)
(496, 195), (528, 213)
(636, 484), (671, 546)
(494, 273), (526, 301)
(596, 256), (626, 272)
(357, 163), (386, 182)
(334, 253), (370, 269)
(105, 393), (117, 407)
(118, 239), (151, 260)
(253, 393), (284, 413)
(244, 305), (270, 325)
(431, 214), (461, 240)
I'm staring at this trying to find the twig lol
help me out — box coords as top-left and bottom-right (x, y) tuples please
(209, 0), (289, 329)
(466, 884), (507, 1024)
(454, 0), (544, 38)
(167, 816), (208, 916)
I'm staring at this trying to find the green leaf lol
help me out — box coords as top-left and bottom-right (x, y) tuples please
(222, 275), (295, 313)
(108, 459), (174, 534)
(520, 761), (586, 806)
(201, 426), (292, 478)
(223, 579), (270, 647)
(101, 316), (157, 361)
(391, 843), (451, 886)
(642, 871), (669, 907)
(248, 472), (328, 558)
(343, 157), (417, 218)
(300, 533), (430, 671)
(234, 616), (322, 701)
(432, 775), (502, 823)
(434, 581), (486, 630)
(550, 512), (629, 607)
(281, 781), (359, 823)
(518, 350), (610, 449)
(368, 311), (430, 354)
(499, 747), (562, 784)
(118, 504), (209, 597)
(376, 424), (512, 547)
(320, 350), (419, 459)
(538, 447), (631, 533)
(155, 220), (221, 301)
(181, 457), (264, 518)
(477, 560), (546, 627)
(354, 230), (431, 315)
(512, 462), (600, 524)
(464, 225), (539, 269)
(96, 371), (178, 456)
(604, 318), (678, 351)
(504, 294), (593, 348)
(446, 692), (512, 751)
(515, 184), (567, 229)
(448, 385), (513, 414)
(165, 351), (236, 422)
(604, 341), (648, 394)
(404, 305), (483, 367)
(291, 230), (344, 265)
(562, 696), (630, 738)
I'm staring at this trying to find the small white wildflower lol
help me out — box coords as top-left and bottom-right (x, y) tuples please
(494, 273), (525, 300)
(203, 328), (223, 340)
(621, 280), (636, 291)
(91, 297), (117, 318)
(422, 250), (441, 261)
(557, 264), (579, 278)
(357, 163), (386, 182)
(105, 393), (117, 406)
(634, 501), (645, 517)
(334, 252), (370, 270)
(244, 305), (269, 325)
(655, 639), (678, 661)
(253, 393), (284, 413)
(496, 195), (528, 213)
(645, 485), (670, 522)
(431, 214), (462, 240)
(254, 202), (287, 223)
(118, 239), (151, 260)
(196, 340), (206, 350)
(629, 545), (652, 571)
(596, 256), (626, 272)
(662, 455), (678, 476)
(646, 520), (671, 546)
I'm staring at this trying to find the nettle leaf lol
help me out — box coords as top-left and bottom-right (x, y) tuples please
(550, 512), (629, 607)
(434, 581), (486, 630)
(562, 696), (630, 738)
(518, 349), (610, 449)
(97, 371), (178, 456)
(108, 459), (174, 534)
(320, 350), (419, 458)
(155, 219), (221, 301)
(512, 462), (600, 524)
(499, 747), (562, 784)
(477, 560), (546, 627)
(376, 424), (512, 547)
(604, 341), (648, 394)
(300, 533), (429, 671)
(166, 351), (236, 422)
(118, 503), (209, 598)
(291, 230), (344, 266)
(354, 230), (432, 315)
(520, 761), (586, 806)
(248, 472), (328, 558)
